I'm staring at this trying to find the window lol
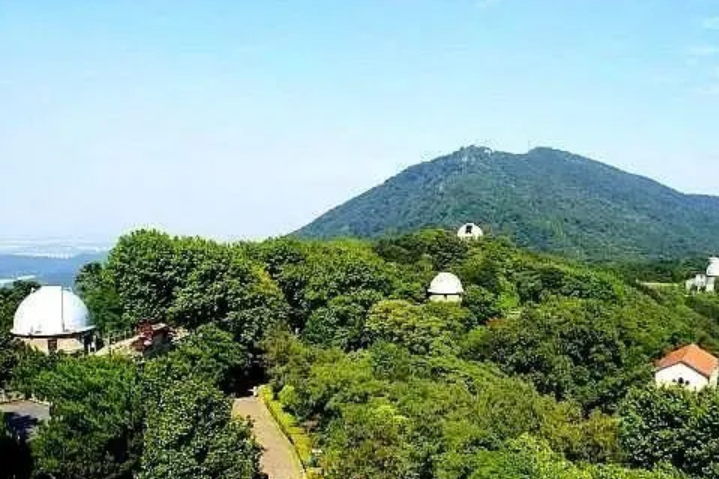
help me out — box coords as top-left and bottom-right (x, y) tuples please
(47, 339), (58, 353)
(465, 225), (473, 234)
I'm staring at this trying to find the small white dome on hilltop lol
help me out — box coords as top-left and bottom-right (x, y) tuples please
(12, 286), (93, 337)
(708, 257), (719, 277)
(428, 272), (464, 295)
(457, 223), (484, 240)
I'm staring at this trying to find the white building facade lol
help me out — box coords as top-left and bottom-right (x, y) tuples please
(655, 362), (718, 391)
(654, 344), (719, 391)
(685, 258), (719, 293)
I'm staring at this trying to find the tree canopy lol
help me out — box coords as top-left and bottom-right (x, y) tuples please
(2, 227), (719, 478)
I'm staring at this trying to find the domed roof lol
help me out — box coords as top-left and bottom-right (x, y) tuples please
(428, 272), (464, 295)
(12, 286), (93, 337)
(708, 257), (719, 277)
(457, 223), (484, 239)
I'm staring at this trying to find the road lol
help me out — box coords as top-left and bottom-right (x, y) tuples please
(233, 396), (305, 479)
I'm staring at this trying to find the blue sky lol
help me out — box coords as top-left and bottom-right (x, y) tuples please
(1, 0), (718, 240)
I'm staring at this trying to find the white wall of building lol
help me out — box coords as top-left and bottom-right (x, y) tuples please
(655, 363), (711, 391)
(429, 293), (462, 303)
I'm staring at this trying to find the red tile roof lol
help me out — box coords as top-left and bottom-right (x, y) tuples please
(656, 344), (719, 379)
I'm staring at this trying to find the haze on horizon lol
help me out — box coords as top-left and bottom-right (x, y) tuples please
(1, 0), (718, 242)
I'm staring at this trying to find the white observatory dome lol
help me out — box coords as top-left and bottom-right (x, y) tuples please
(12, 286), (93, 337)
(457, 223), (484, 240)
(708, 257), (719, 278)
(428, 272), (465, 295)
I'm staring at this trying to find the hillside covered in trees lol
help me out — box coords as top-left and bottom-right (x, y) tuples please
(3, 229), (719, 478)
(296, 146), (719, 261)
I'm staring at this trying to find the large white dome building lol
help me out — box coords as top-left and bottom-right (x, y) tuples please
(428, 272), (464, 303)
(12, 286), (96, 354)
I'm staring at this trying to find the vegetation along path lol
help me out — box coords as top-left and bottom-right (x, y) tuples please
(233, 396), (304, 479)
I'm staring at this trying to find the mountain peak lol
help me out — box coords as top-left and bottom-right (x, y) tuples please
(296, 146), (719, 260)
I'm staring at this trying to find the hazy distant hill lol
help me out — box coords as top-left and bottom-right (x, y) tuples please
(296, 146), (719, 260)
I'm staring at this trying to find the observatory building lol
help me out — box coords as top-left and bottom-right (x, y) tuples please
(708, 257), (719, 293)
(457, 223), (484, 241)
(11, 286), (97, 354)
(428, 272), (464, 303)
(685, 257), (719, 293)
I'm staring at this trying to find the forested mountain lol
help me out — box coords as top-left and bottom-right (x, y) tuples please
(3, 228), (719, 478)
(296, 146), (719, 260)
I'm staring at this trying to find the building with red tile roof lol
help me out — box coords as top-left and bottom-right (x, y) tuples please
(655, 344), (719, 391)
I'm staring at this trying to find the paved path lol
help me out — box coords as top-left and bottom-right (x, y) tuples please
(0, 400), (51, 439)
(233, 396), (304, 479)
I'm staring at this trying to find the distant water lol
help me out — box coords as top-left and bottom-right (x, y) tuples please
(0, 275), (37, 287)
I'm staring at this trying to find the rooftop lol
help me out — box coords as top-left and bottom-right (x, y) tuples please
(656, 343), (719, 379)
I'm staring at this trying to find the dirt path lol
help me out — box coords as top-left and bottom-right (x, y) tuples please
(233, 396), (305, 479)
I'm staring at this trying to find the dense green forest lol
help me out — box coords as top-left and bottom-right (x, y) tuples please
(296, 146), (719, 261)
(3, 229), (719, 478)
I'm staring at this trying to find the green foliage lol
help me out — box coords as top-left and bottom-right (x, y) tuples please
(105, 229), (181, 321)
(476, 298), (659, 411)
(686, 294), (719, 322)
(606, 257), (708, 284)
(365, 300), (469, 355)
(138, 378), (259, 479)
(296, 146), (719, 260)
(9, 225), (717, 478)
(324, 400), (417, 479)
(0, 281), (39, 332)
(259, 385), (313, 467)
(302, 290), (382, 350)
(0, 333), (21, 388)
(31, 356), (142, 479)
(619, 386), (719, 478)
(374, 228), (469, 270)
(142, 324), (249, 399)
(103, 230), (289, 353)
(75, 261), (125, 333)
(263, 334), (627, 477)
(468, 435), (685, 479)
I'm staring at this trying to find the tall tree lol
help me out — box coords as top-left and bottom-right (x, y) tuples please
(138, 378), (260, 479)
(31, 356), (143, 479)
(75, 262), (125, 333)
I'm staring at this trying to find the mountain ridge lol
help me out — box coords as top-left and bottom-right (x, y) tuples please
(296, 146), (719, 260)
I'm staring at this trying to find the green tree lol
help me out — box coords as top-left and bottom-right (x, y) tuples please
(0, 281), (39, 332)
(619, 386), (719, 478)
(477, 298), (657, 411)
(142, 324), (249, 400)
(31, 356), (142, 479)
(324, 401), (417, 479)
(75, 262), (126, 333)
(469, 435), (684, 479)
(364, 300), (464, 355)
(138, 378), (260, 479)
(303, 290), (382, 350)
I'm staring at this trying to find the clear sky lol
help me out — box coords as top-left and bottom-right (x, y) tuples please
(1, 0), (718, 241)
